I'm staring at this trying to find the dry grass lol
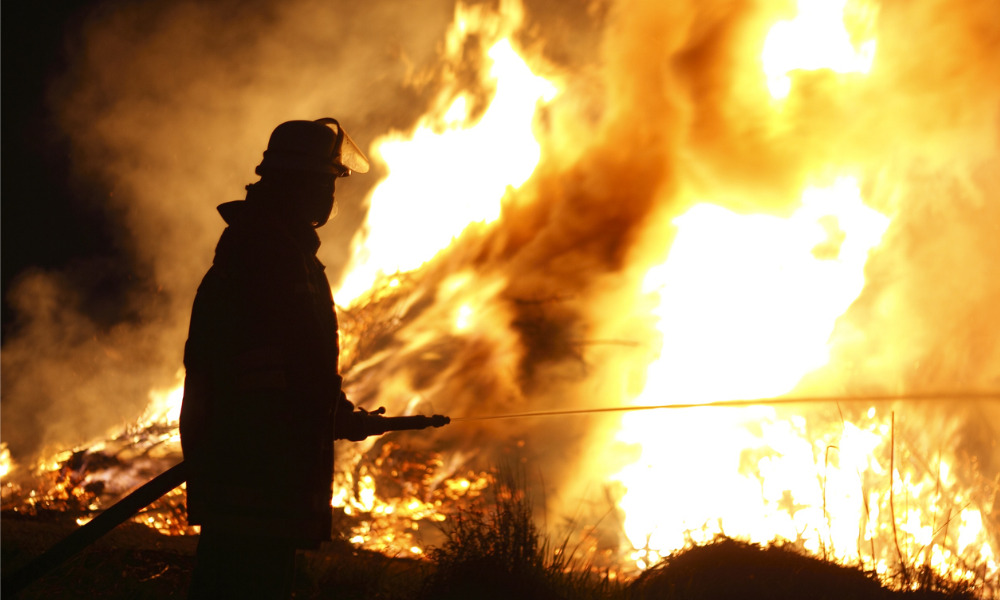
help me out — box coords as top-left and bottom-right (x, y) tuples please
(2, 463), (993, 600)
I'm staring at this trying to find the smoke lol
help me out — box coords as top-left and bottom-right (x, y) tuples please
(1, 0), (460, 460)
(801, 0), (1000, 478)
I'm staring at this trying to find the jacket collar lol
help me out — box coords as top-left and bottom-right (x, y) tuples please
(217, 200), (322, 256)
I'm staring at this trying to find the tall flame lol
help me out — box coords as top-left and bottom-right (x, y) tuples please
(611, 178), (890, 567)
(337, 1), (556, 303)
(3, 0), (996, 590)
(606, 0), (996, 584)
(761, 0), (877, 99)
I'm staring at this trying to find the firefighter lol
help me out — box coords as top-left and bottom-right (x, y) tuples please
(179, 118), (371, 599)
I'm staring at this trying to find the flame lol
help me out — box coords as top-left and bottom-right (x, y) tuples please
(762, 0), (877, 99)
(331, 441), (492, 556)
(3, 0), (996, 591)
(0, 443), (12, 479)
(610, 183), (997, 581)
(138, 371), (185, 430)
(336, 0), (556, 303)
(635, 177), (888, 403)
(1, 442), (15, 506)
(611, 177), (889, 566)
(607, 0), (996, 585)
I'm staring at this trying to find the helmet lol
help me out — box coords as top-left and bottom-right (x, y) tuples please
(256, 118), (370, 176)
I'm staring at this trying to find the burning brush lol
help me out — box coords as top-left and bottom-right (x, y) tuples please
(2, 408), (450, 596)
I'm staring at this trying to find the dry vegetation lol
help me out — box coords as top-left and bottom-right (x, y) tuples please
(3, 465), (993, 600)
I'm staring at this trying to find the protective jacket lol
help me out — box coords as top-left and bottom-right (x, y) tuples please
(180, 199), (351, 546)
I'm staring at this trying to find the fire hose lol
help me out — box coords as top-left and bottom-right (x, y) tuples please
(3, 413), (450, 598)
(6, 390), (998, 596)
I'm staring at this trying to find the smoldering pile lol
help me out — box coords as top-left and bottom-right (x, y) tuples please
(1, 421), (189, 535)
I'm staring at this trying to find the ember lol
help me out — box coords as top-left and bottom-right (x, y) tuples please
(331, 440), (492, 556)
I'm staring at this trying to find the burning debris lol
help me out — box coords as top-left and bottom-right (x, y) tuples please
(1, 420), (190, 535)
(1, 273), (502, 556)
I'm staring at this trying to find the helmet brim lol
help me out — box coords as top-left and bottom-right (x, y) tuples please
(337, 128), (369, 174)
(256, 118), (370, 176)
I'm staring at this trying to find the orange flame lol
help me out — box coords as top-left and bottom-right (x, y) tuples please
(611, 177), (890, 566)
(4, 0), (996, 590)
(762, 0), (877, 99)
(337, 0), (556, 303)
(604, 0), (996, 584)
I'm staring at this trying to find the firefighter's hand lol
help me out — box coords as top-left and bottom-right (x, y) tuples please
(338, 411), (370, 441)
(335, 406), (388, 441)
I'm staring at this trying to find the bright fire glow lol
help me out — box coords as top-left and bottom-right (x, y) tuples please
(139, 371), (186, 429)
(762, 0), (877, 99)
(337, 36), (557, 303)
(4, 0), (995, 591)
(0, 443), (12, 479)
(331, 443), (492, 556)
(640, 177), (888, 402)
(612, 177), (891, 566)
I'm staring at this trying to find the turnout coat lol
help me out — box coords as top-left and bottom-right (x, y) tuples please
(180, 199), (350, 546)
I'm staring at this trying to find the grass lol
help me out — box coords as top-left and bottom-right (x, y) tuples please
(628, 537), (981, 600)
(293, 463), (990, 600)
(415, 464), (624, 600)
(3, 463), (993, 599)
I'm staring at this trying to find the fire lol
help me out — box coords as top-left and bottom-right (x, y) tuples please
(331, 441), (492, 556)
(137, 371), (185, 431)
(632, 177), (888, 403)
(336, 0), (556, 303)
(3, 0), (997, 593)
(1, 378), (191, 533)
(1, 443), (12, 479)
(761, 0), (877, 99)
(611, 177), (890, 567)
(329, 1), (554, 553)
(606, 0), (996, 585)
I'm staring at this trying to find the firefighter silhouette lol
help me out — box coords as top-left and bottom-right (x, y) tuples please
(180, 118), (371, 599)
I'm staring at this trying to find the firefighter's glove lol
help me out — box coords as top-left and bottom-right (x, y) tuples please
(336, 405), (388, 441)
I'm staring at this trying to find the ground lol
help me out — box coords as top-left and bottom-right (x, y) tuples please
(1, 511), (987, 600)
